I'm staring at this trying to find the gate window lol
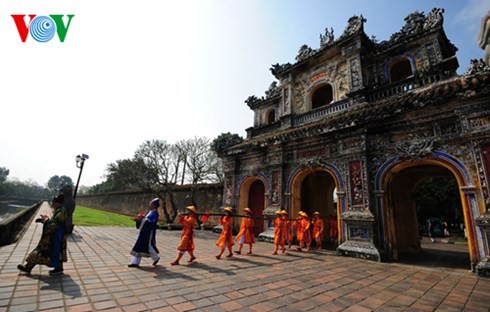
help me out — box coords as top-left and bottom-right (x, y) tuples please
(311, 84), (333, 110)
(389, 58), (413, 83)
(266, 109), (275, 125)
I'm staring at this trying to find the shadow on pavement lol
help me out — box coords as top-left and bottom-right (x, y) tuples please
(186, 262), (237, 276)
(397, 241), (471, 271)
(24, 274), (83, 298)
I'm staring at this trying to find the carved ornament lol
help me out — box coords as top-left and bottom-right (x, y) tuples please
(394, 135), (435, 160)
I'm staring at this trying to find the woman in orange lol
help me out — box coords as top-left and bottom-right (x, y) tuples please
(272, 210), (286, 255)
(171, 205), (197, 265)
(216, 207), (234, 259)
(235, 207), (255, 255)
(312, 211), (324, 250)
(301, 212), (312, 252)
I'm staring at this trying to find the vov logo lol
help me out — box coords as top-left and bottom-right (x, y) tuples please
(11, 15), (75, 42)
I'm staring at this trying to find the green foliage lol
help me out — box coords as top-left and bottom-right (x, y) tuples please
(47, 175), (74, 193)
(0, 180), (51, 199)
(413, 177), (463, 221)
(211, 132), (243, 154)
(73, 205), (134, 227)
(0, 167), (9, 184)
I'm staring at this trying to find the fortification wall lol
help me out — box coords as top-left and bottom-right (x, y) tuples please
(76, 184), (224, 219)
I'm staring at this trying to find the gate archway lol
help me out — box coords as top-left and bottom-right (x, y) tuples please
(237, 177), (267, 236)
(375, 151), (483, 267)
(287, 164), (345, 246)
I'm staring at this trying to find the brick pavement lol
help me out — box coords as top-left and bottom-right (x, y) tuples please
(0, 202), (489, 311)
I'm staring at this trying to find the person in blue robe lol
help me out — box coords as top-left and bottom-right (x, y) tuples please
(128, 198), (160, 267)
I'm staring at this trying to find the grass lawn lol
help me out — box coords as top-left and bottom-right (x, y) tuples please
(73, 206), (135, 227)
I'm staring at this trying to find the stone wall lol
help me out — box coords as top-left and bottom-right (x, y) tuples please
(76, 184), (224, 221)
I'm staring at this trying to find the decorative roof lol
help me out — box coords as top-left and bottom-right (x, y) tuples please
(245, 81), (281, 109)
(268, 8), (448, 80)
(227, 70), (490, 153)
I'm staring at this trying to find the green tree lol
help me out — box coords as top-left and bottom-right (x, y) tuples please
(0, 167), (9, 184)
(211, 132), (243, 155)
(413, 177), (462, 222)
(47, 175), (74, 193)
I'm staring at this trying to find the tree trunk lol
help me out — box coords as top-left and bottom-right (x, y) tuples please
(168, 190), (178, 223)
(158, 191), (171, 224)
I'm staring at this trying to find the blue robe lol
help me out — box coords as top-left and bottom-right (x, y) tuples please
(130, 209), (159, 257)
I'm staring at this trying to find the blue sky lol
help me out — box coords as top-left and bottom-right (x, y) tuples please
(0, 0), (487, 187)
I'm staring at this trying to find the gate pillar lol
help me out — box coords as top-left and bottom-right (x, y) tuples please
(336, 160), (381, 261)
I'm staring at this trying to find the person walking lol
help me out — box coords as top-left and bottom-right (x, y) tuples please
(272, 210), (286, 255)
(17, 194), (68, 276)
(128, 198), (160, 267)
(312, 212), (324, 250)
(300, 212), (312, 252)
(428, 219), (436, 243)
(60, 185), (76, 235)
(282, 210), (292, 249)
(216, 207), (234, 259)
(293, 212), (304, 251)
(234, 207), (255, 255)
(171, 205), (197, 265)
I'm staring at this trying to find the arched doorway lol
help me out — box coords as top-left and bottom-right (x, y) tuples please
(248, 180), (265, 236)
(290, 167), (340, 248)
(238, 177), (266, 236)
(382, 162), (473, 269)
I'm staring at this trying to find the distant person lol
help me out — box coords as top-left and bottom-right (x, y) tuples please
(171, 205), (197, 265)
(234, 207), (255, 255)
(216, 207), (234, 259)
(60, 185), (76, 235)
(17, 194), (68, 276)
(428, 219), (436, 243)
(128, 198), (160, 267)
(442, 220), (450, 238)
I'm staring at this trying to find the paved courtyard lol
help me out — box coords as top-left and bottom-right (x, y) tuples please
(0, 203), (489, 311)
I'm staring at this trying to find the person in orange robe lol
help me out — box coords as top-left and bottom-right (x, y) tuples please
(301, 211), (312, 252)
(171, 206), (197, 265)
(273, 210), (286, 255)
(312, 211), (324, 250)
(216, 207), (234, 259)
(282, 210), (292, 249)
(234, 207), (255, 255)
(293, 212), (304, 251)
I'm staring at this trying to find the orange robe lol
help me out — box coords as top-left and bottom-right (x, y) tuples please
(273, 217), (286, 245)
(301, 218), (311, 243)
(216, 215), (234, 247)
(284, 219), (292, 242)
(177, 215), (196, 251)
(236, 217), (255, 244)
(293, 219), (303, 242)
(312, 218), (324, 240)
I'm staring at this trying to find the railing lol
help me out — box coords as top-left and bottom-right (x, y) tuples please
(0, 201), (41, 247)
(366, 73), (445, 102)
(249, 122), (282, 137)
(246, 73), (451, 137)
(293, 99), (350, 126)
